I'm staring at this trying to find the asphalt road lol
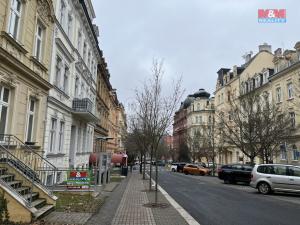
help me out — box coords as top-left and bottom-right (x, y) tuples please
(158, 170), (300, 225)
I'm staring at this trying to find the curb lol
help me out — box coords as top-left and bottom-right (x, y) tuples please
(146, 174), (201, 225)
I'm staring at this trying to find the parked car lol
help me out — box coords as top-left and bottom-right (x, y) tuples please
(218, 164), (253, 184)
(170, 163), (178, 172)
(177, 163), (187, 173)
(250, 164), (300, 194)
(183, 164), (211, 176)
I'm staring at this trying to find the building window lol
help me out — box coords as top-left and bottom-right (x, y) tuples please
(34, 23), (44, 61)
(87, 51), (91, 69)
(83, 42), (87, 61)
(77, 127), (82, 153)
(49, 118), (57, 152)
(82, 128), (87, 152)
(292, 145), (299, 161)
(77, 31), (82, 52)
(59, 0), (66, 27)
(227, 91), (230, 102)
(8, 0), (22, 39)
(221, 93), (224, 103)
(55, 56), (62, 86)
(280, 144), (287, 160)
(276, 87), (282, 103)
(58, 121), (64, 152)
(0, 86), (10, 139)
(63, 65), (69, 94)
(290, 112), (296, 128)
(287, 83), (293, 99)
(263, 72), (268, 84)
(67, 14), (72, 37)
(197, 103), (200, 111)
(81, 83), (84, 98)
(74, 77), (79, 97)
(26, 98), (35, 142)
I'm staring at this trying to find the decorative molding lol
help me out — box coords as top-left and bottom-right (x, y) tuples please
(0, 31), (28, 54)
(55, 38), (75, 62)
(30, 56), (48, 72)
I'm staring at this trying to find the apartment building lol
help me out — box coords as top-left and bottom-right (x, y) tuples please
(43, 0), (99, 174)
(214, 43), (274, 165)
(0, 0), (54, 149)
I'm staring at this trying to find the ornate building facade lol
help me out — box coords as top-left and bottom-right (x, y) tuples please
(0, 0), (55, 148)
(43, 0), (99, 175)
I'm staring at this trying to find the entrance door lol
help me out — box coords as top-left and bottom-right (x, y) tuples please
(69, 126), (76, 168)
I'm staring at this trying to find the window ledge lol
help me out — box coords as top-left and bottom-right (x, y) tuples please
(46, 153), (66, 158)
(287, 97), (294, 101)
(276, 101), (282, 104)
(0, 31), (28, 54)
(53, 85), (70, 99)
(291, 160), (299, 162)
(30, 56), (48, 72)
(76, 152), (92, 156)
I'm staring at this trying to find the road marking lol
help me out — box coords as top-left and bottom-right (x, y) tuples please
(146, 173), (201, 225)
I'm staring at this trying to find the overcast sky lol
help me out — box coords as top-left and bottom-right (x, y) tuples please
(91, 0), (300, 108)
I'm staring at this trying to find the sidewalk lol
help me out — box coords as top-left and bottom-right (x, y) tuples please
(109, 171), (190, 225)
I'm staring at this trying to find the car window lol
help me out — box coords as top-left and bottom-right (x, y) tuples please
(274, 165), (287, 176)
(232, 165), (242, 169)
(289, 166), (300, 177)
(257, 165), (275, 174)
(243, 166), (253, 171)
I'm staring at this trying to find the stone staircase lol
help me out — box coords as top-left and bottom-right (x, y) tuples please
(0, 167), (54, 219)
(0, 135), (57, 223)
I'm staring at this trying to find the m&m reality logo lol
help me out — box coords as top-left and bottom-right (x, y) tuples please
(258, 9), (286, 23)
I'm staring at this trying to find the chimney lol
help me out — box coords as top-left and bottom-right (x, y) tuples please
(243, 51), (253, 64)
(259, 43), (272, 53)
(233, 65), (237, 77)
(274, 48), (282, 57)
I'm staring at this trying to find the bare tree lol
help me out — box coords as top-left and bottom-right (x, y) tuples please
(218, 91), (292, 165)
(134, 59), (184, 204)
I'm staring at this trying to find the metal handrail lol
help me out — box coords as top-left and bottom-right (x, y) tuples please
(0, 135), (58, 200)
(0, 145), (37, 206)
(4, 134), (56, 169)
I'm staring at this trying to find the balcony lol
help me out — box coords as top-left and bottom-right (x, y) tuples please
(72, 98), (98, 122)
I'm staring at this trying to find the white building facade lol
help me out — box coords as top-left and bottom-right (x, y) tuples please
(44, 0), (99, 179)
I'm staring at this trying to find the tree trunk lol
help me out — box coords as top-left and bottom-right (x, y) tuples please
(155, 148), (158, 204)
(250, 156), (255, 166)
(149, 146), (153, 191)
(140, 152), (143, 174)
(143, 153), (146, 179)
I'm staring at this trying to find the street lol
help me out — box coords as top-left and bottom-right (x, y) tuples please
(158, 170), (300, 225)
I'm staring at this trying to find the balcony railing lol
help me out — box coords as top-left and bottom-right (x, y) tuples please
(72, 98), (98, 122)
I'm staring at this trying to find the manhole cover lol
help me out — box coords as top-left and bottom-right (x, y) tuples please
(143, 203), (169, 208)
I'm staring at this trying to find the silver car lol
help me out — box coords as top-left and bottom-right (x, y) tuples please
(250, 164), (300, 194)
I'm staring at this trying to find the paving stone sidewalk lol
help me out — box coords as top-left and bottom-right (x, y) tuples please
(111, 172), (156, 225)
(144, 180), (189, 225)
(110, 171), (189, 225)
(44, 212), (92, 225)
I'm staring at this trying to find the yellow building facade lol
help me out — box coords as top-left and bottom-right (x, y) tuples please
(0, 0), (54, 148)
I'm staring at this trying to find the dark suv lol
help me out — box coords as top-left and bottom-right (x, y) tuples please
(218, 164), (253, 184)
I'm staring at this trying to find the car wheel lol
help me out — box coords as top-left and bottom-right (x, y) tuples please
(258, 182), (271, 195)
(199, 171), (205, 176)
(172, 168), (175, 172)
(184, 171), (188, 175)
